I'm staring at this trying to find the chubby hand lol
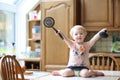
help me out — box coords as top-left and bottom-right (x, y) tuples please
(54, 30), (64, 40)
(56, 29), (60, 34)
(100, 28), (107, 32)
(54, 29), (60, 35)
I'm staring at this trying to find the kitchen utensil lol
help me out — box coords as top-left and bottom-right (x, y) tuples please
(99, 30), (108, 38)
(43, 17), (64, 40)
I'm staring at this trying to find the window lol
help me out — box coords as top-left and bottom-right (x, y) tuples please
(0, 0), (21, 5)
(0, 10), (15, 56)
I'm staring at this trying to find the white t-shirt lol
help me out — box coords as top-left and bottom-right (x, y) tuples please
(67, 41), (91, 69)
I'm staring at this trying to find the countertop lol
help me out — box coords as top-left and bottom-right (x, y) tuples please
(89, 53), (120, 57)
(17, 57), (41, 61)
(34, 70), (120, 80)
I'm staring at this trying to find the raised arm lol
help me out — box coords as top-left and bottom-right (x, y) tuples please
(56, 30), (74, 48)
(88, 28), (107, 48)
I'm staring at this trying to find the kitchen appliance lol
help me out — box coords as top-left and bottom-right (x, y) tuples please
(111, 36), (120, 53)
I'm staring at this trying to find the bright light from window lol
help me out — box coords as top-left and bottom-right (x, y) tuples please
(0, 0), (17, 5)
(0, 10), (15, 55)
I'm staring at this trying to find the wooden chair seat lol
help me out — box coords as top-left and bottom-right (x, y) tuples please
(0, 55), (25, 80)
(89, 53), (119, 71)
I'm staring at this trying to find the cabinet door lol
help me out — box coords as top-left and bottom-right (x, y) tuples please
(81, 0), (113, 31)
(114, 0), (120, 29)
(41, 0), (76, 71)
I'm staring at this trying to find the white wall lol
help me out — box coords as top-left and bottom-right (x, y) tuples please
(0, 2), (16, 12)
(15, 0), (40, 58)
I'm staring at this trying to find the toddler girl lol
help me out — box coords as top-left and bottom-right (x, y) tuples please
(52, 25), (106, 78)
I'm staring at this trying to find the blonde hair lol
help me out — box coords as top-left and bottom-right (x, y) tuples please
(70, 25), (87, 37)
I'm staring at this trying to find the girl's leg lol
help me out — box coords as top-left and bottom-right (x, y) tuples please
(93, 70), (104, 76)
(80, 69), (104, 78)
(80, 69), (95, 77)
(51, 68), (74, 77)
(51, 70), (61, 76)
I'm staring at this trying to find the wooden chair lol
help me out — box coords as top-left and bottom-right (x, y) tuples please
(0, 55), (25, 80)
(89, 53), (119, 71)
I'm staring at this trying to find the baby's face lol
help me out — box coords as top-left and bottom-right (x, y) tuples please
(72, 29), (86, 44)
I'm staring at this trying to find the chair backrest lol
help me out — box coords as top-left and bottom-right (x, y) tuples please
(89, 53), (119, 71)
(0, 55), (25, 80)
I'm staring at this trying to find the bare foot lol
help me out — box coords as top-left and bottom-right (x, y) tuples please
(96, 72), (104, 76)
(51, 71), (61, 76)
(90, 70), (104, 77)
(90, 70), (97, 77)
